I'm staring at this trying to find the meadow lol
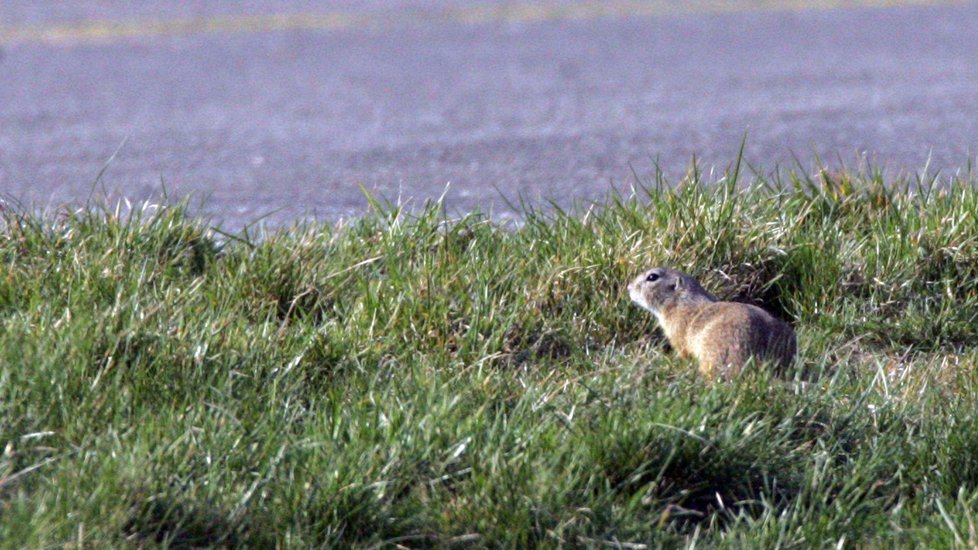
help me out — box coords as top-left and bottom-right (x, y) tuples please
(2, 163), (978, 548)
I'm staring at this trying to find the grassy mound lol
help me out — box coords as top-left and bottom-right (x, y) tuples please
(2, 166), (978, 547)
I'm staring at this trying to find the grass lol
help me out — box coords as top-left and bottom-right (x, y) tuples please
(1, 162), (978, 548)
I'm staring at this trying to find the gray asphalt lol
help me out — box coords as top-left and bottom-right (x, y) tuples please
(2, 2), (977, 228)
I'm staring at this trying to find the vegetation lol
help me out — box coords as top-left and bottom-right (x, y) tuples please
(2, 164), (978, 548)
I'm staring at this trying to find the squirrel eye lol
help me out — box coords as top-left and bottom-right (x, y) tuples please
(645, 272), (660, 282)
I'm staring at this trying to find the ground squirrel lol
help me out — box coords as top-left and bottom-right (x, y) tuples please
(628, 267), (796, 380)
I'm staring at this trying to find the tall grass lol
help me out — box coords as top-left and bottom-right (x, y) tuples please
(1, 164), (977, 547)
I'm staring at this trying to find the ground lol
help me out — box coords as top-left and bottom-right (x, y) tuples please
(2, 165), (978, 547)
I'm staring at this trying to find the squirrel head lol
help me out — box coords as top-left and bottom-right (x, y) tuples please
(628, 267), (716, 322)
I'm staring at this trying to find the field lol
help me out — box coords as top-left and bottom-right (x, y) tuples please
(2, 164), (978, 548)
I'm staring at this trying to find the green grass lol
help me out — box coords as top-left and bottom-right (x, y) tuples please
(2, 164), (978, 548)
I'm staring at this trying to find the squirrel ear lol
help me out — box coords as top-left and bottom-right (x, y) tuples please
(673, 276), (683, 291)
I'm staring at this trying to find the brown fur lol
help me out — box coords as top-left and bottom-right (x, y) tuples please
(628, 267), (796, 380)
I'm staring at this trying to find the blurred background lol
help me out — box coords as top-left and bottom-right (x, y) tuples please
(1, 1), (976, 228)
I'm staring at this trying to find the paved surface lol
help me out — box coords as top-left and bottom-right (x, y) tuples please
(1, 1), (977, 228)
